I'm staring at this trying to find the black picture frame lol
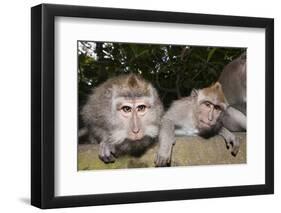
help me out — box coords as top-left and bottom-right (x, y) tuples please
(31, 3), (274, 209)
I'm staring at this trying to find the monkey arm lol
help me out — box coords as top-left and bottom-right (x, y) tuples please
(155, 117), (176, 167)
(96, 128), (118, 163)
(218, 127), (240, 156)
(222, 107), (246, 131)
(98, 140), (116, 163)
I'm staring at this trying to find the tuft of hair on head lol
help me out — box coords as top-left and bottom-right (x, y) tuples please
(117, 73), (150, 97)
(203, 82), (228, 104)
(127, 74), (139, 88)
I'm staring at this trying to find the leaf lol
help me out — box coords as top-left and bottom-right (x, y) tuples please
(135, 50), (149, 58)
(207, 48), (217, 62)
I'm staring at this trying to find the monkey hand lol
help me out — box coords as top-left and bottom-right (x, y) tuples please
(230, 137), (240, 156)
(219, 127), (240, 157)
(154, 147), (172, 167)
(225, 135), (240, 157)
(98, 142), (116, 163)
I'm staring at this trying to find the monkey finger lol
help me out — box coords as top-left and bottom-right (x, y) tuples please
(225, 141), (231, 150)
(98, 143), (115, 163)
(99, 153), (115, 163)
(231, 147), (239, 156)
(111, 151), (117, 158)
(154, 154), (170, 167)
(231, 140), (240, 156)
(106, 154), (116, 163)
(100, 149), (115, 163)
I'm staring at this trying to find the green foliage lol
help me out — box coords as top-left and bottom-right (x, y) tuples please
(78, 41), (245, 109)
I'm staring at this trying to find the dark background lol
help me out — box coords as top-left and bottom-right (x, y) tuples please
(78, 41), (245, 111)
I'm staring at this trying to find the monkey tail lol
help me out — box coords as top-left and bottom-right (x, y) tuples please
(78, 127), (88, 138)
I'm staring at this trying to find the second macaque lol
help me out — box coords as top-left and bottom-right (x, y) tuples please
(155, 82), (239, 167)
(219, 52), (247, 131)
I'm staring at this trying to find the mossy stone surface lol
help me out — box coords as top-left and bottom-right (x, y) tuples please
(78, 133), (246, 170)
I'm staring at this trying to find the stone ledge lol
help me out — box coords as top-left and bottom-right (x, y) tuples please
(78, 133), (246, 170)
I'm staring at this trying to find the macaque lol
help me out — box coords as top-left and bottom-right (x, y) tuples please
(80, 74), (163, 163)
(219, 52), (246, 131)
(155, 82), (239, 167)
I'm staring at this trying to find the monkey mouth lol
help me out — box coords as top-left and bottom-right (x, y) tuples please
(128, 134), (144, 141)
(199, 120), (212, 128)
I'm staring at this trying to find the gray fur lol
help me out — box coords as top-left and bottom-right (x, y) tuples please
(80, 74), (164, 163)
(219, 127), (239, 156)
(219, 53), (247, 131)
(155, 85), (239, 167)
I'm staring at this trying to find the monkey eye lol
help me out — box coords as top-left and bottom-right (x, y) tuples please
(137, 105), (147, 112)
(204, 102), (211, 108)
(214, 105), (222, 111)
(121, 106), (132, 113)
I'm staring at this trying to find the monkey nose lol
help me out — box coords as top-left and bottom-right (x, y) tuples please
(132, 128), (140, 134)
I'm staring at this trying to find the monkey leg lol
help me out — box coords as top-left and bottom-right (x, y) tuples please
(155, 118), (175, 167)
(222, 107), (246, 131)
(219, 127), (240, 156)
(98, 141), (116, 163)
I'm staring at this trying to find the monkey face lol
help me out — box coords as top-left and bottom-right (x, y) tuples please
(197, 100), (223, 132)
(116, 98), (152, 141)
(81, 74), (164, 162)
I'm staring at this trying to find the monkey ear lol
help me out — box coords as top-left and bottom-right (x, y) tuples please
(191, 89), (198, 97)
(214, 82), (222, 90)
